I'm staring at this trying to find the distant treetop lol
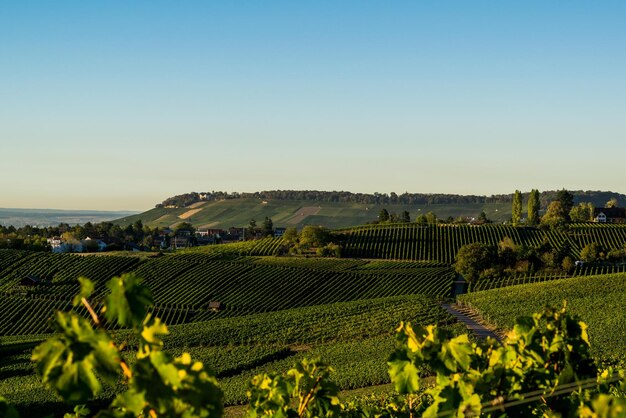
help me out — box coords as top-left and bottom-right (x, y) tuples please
(156, 190), (626, 209)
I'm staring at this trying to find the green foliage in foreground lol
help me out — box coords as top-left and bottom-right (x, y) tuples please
(2, 275), (626, 417)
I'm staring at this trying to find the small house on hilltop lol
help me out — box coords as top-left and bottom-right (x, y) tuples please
(593, 207), (626, 224)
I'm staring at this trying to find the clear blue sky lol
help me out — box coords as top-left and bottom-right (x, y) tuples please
(2, 1), (625, 210)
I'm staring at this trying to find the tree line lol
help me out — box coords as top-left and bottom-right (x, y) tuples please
(0, 220), (177, 252)
(156, 189), (626, 209)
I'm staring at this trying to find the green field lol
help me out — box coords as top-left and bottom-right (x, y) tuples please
(2, 222), (626, 414)
(458, 273), (626, 367)
(340, 223), (626, 263)
(114, 198), (512, 229)
(0, 249), (456, 335)
(0, 293), (459, 413)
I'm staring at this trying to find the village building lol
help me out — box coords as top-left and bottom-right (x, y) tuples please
(593, 207), (626, 224)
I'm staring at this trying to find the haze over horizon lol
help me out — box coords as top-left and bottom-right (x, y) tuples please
(2, 1), (625, 211)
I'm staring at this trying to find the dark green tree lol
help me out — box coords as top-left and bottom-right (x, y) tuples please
(454, 242), (496, 282)
(570, 202), (594, 222)
(261, 217), (273, 237)
(174, 222), (195, 235)
(528, 189), (540, 226)
(556, 189), (574, 220)
(540, 201), (567, 229)
(400, 210), (410, 223)
(299, 226), (330, 249)
(282, 227), (298, 244)
(580, 242), (601, 263)
(378, 209), (390, 222)
(246, 219), (257, 240)
(425, 211), (437, 224)
(512, 190), (522, 226)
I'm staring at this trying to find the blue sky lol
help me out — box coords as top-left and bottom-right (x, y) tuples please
(2, 1), (625, 210)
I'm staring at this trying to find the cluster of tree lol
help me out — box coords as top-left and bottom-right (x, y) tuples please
(158, 190), (626, 209)
(370, 209), (491, 225)
(511, 188), (623, 228)
(454, 237), (576, 282)
(0, 220), (193, 252)
(281, 225), (342, 257)
(245, 217), (274, 239)
(579, 241), (626, 263)
(374, 209), (411, 223)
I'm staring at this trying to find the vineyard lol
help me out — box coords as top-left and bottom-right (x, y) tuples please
(0, 249), (456, 335)
(0, 293), (459, 408)
(459, 272), (626, 367)
(339, 223), (626, 263)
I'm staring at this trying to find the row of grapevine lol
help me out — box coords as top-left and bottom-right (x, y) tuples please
(164, 293), (455, 347)
(458, 273), (626, 367)
(341, 224), (626, 262)
(182, 237), (285, 257)
(0, 250), (457, 334)
(0, 251), (140, 294)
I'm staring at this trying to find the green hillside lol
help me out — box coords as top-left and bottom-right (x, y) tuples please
(3, 221), (626, 414)
(114, 198), (511, 229)
(458, 273), (626, 367)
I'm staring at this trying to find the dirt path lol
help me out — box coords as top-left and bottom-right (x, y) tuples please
(442, 303), (503, 343)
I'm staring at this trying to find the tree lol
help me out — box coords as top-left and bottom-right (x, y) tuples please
(246, 219), (257, 240)
(511, 190), (523, 226)
(174, 222), (195, 233)
(425, 211), (437, 224)
(299, 226), (330, 249)
(570, 202), (594, 222)
(282, 227), (298, 245)
(540, 201), (567, 229)
(527, 189), (540, 226)
(378, 208), (390, 222)
(400, 210), (410, 223)
(261, 217), (273, 237)
(556, 189), (574, 221)
(497, 236), (519, 267)
(478, 211), (489, 223)
(580, 242), (601, 263)
(606, 198), (619, 208)
(454, 242), (496, 282)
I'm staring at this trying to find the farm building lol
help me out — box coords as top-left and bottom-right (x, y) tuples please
(593, 207), (626, 223)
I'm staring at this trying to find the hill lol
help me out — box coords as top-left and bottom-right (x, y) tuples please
(115, 198), (512, 229)
(458, 273), (626, 367)
(113, 189), (626, 230)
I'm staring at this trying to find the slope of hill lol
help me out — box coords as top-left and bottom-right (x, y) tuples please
(114, 189), (626, 230)
(458, 273), (626, 367)
(114, 198), (512, 229)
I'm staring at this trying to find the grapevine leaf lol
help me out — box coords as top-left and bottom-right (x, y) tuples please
(31, 312), (121, 404)
(138, 315), (168, 358)
(0, 396), (19, 418)
(439, 334), (473, 371)
(387, 351), (420, 394)
(71, 277), (95, 307)
(105, 274), (153, 328)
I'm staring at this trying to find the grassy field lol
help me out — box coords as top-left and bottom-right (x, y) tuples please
(113, 198), (512, 229)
